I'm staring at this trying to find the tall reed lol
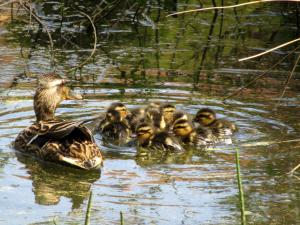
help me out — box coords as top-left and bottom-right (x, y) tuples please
(235, 147), (246, 225)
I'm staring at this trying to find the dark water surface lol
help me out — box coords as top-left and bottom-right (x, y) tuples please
(0, 1), (300, 224)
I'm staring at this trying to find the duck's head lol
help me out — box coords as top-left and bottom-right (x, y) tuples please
(34, 73), (82, 122)
(193, 108), (216, 126)
(108, 102), (128, 120)
(136, 122), (154, 143)
(146, 109), (166, 131)
(172, 118), (193, 137)
(160, 103), (176, 125)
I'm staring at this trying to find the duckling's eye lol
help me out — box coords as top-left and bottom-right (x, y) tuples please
(174, 125), (187, 129)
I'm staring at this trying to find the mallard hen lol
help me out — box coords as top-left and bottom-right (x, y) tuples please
(13, 73), (103, 170)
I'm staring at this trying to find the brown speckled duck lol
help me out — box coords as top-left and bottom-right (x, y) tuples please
(13, 73), (103, 170)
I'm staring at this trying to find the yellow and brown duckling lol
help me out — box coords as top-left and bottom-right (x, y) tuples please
(98, 102), (131, 143)
(193, 108), (237, 137)
(172, 118), (217, 147)
(145, 109), (166, 131)
(159, 103), (176, 129)
(126, 107), (147, 132)
(127, 103), (168, 133)
(13, 73), (103, 170)
(136, 122), (184, 152)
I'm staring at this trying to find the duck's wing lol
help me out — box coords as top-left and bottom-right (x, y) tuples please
(28, 120), (93, 147)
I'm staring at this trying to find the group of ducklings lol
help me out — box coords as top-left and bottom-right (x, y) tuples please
(13, 73), (237, 171)
(96, 101), (237, 152)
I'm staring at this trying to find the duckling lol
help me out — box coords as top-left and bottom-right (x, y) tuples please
(127, 106), (166, 133)
(145, 109), (166, 131)
(146, 102), (161, 110)
(126, 107), (147, 132)
(173, 118), (217, 147)
(13, 73), (103, 170)
(160, 103), (176, 129)
(171, 111), (189, 127)
(108, 102), (129, 120)
(98, 108), (131, 143)
(193, 108), (237, 137)
(136, 122), (184, 152)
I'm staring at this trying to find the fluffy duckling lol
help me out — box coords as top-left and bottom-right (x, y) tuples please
(173, 118), (217, 147)
(193, 108), (237, 137)
(136, 122), (184, 152)
(160, 103), (176, 129)
(145, 109), (166, 131)
(13, 73), (103, 170)
(108, 102), (129, 120)
(98, 103), (131, 143)
(126, 107), (147, 132)
(127, 106), (166, 133)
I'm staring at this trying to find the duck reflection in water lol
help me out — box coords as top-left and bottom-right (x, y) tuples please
(16, 153), (100, 209)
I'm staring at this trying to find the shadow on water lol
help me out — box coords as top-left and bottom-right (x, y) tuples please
(0, 0), (300, 224)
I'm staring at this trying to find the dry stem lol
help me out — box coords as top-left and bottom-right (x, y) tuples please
(223, 46), (300, 101)
(166, 0), (300, 17)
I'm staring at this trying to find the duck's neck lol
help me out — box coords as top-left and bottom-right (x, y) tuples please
(34, 87), (62, 122)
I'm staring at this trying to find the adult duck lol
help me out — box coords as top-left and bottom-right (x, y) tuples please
(13, 73), (103, 170)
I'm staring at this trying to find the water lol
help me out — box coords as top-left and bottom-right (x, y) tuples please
(0, 1), (300, 224)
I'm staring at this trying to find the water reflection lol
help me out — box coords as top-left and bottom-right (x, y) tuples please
(15, 153), (100, 209)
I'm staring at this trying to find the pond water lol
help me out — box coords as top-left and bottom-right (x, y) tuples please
(0, 1), (300, 224)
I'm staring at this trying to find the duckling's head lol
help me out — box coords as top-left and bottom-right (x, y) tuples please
(173, 118), (193, 137)
(193, 108), (216, 126)
(160, 103), (176, 125)
(34, 73), (82, 122)
(146, 102), (161, 110)
(172, 111), (189, 126)
(136, 122), (154, 143)
(108, 102), (128, 120)
(146, 109), (166, 131)
(106, 109), (122, 123)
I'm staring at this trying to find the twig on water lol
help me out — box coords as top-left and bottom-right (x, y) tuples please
(289, 163), (300, 174)
(84, 191), (93, 225)
(278, 53), (300, 99)
(66, 11), (97, 74)
(120, 211), (124, 225)
(166, 0), (300, 17)
(239, 37), (300, 62)
(241, 138), (300, 147)
(235, 147), (246, 225)
(223, 45), (300, 101)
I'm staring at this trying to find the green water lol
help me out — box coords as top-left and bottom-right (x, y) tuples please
(0, 1), (300, 224)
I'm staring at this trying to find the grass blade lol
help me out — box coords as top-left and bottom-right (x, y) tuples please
(85, 191), (93, 225)
(235, 147), (246, 225)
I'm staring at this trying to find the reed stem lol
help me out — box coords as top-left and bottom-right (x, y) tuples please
(120, 211), (124, 225)
(235, 147), (246, 225)
(84, 191), (93, 225)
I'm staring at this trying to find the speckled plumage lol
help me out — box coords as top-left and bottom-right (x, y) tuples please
(13, 74), (103, 170)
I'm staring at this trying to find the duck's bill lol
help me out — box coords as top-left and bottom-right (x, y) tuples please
(67, 90), (83, 100)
